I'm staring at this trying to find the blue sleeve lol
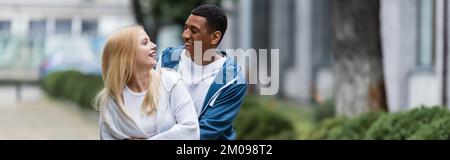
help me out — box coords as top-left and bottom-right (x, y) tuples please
(158, 46), (183, 69)
(157, 47), (172, 68)
(199, 83), (248, 140)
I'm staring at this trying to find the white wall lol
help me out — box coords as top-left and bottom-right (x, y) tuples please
(408, 72), (441, 108)
(381, 0), (419, 112)
(285, 0), (313, 102)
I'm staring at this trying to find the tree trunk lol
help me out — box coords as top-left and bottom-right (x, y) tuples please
(331, 0), (388, 117)
(131, 0), (160, 42)
(132, 0), (144, 25)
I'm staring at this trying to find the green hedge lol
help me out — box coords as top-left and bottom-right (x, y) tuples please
(43, 71), (81, 97)
(234, 96), (297, 140)
(308, 107), (450, 140)
(305, 116), (348, 140)
(42, 71), (103, 110)
(365, 107), (450, 140)
(312, 100), (335, 123)
(329, 112), (384, 140)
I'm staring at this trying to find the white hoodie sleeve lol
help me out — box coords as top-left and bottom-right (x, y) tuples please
(99, 116), (115, 140)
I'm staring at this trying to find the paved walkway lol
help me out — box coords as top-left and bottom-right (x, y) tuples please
(0, 85), (99, 140)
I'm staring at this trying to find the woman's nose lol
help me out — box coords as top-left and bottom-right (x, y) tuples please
(150, 42), (157, 49)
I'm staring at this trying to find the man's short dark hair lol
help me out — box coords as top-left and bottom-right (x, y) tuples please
(191, 4), (228, 43)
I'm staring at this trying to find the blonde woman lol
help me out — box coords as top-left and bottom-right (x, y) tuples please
(96, 25), (199, 140)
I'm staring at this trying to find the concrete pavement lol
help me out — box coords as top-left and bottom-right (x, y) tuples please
(0, 85), (99, 140)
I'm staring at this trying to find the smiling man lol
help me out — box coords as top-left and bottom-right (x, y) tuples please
(157, 4), (248, 140)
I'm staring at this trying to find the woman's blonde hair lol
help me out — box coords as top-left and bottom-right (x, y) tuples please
(95, 25), (160, 116)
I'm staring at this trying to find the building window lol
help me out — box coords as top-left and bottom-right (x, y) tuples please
(418, 0), (435, 68)
(82, 20), (98, 35)
(313, 0), (332, 67)
(55, 19), (72, 35)
(0, 20), (11, 34)
(29, 20), (47, 37)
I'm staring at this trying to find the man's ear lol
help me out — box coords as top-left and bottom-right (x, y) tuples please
(211, 31), (222, 46)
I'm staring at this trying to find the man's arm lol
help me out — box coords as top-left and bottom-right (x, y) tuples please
(199, 83), (248, 140)
(149, 80), (200, 140)
(156, 47), (168, 69)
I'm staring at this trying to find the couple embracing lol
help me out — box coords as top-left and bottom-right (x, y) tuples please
(97, 4), (248, 140)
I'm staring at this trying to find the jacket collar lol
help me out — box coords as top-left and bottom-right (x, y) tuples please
(161, 46), (244, 115)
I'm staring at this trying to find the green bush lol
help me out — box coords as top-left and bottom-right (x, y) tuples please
(410, 115), (450, 140)
(312, 100), (335, 123)
(329, 111), (384, 140)
(310, 106), (450, 140)
(365, 107), (450, 140)
(42, 72), (56, 95)
(53, 71), (83, 97)
(42, 72), (65, 96)
(42, 71), (103, 110)
(74, 75), (103, 109)
(234, 96), (297, 140)
(61, 71), (83, 100)
(305, 116), (347, 140)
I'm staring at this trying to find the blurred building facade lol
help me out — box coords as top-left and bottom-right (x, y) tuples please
(222, 0), (450, 111)
(0, 0), (134, 37)
(1, 0), (449, 111)
(0, 0), (134, 76)
(221, 0), (334, 104)
(381, 0), (449, 111)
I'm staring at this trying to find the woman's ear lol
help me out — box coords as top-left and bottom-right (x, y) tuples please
(211, 31), (222, 46)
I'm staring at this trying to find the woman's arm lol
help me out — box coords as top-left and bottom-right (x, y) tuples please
(148, 80), (200, 140)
